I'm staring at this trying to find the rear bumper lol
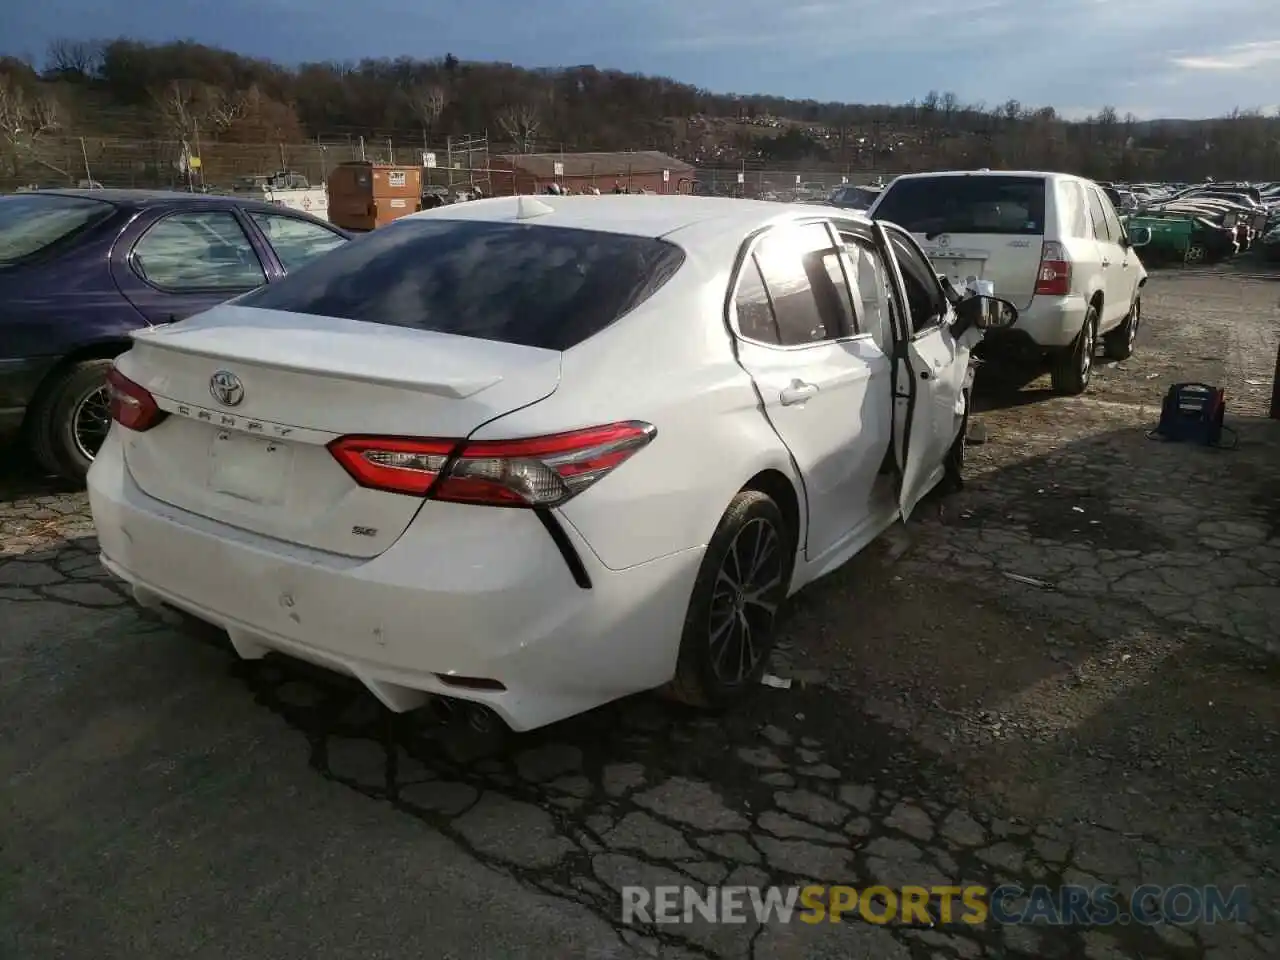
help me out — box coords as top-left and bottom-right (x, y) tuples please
(982, 295), (1089, 355)
(87, 431), (702, 731)
(0, 356), (57, 439)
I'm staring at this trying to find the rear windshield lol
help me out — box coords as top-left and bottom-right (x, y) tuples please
(0, 194), (115, 264)
(874, 175), (1046, 237)
(236, 218), (686, 350)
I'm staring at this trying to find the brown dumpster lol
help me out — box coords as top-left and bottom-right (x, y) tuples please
(326, 161), (422, 231)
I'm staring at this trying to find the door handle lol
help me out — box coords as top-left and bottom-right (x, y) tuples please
(1101, 259), (1111, 267)
(779, 380), (818, 405)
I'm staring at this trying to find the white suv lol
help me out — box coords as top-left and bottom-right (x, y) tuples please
(868, 170), (1151, 394)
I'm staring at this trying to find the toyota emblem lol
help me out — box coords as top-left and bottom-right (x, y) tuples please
(209, 370), (244, 407)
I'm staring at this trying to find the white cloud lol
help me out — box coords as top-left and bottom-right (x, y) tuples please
(1171, 40), (1280, 71)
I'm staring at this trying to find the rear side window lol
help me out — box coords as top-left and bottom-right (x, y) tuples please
(250, 212), (347, 272)
(1056, 181), (1091, 239)
(236, 219), (685, 351)
(1098, 192), (1125, 241)
(735, 256), (780, 344)
(1085, 188), (1113, 242)
(0, 194), (115, 264)
(751, 222), (855, 345)
(874, 175), (1046, 236)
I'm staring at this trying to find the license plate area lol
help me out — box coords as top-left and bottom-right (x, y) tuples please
(933, 257), (985, 285)
(207, 430), (294, 505)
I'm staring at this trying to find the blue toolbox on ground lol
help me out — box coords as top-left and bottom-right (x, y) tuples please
(1153, 383), (1228, 446)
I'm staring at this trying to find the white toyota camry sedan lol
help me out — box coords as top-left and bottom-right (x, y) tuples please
(87, 195), (1015, 732)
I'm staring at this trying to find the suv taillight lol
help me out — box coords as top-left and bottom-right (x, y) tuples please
(1035, 241), (1072, 297)
(328, 421), (656, 506)
(106, 368), (166, 432)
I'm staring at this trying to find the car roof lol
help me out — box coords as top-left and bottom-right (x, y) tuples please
(403, 195), (872, 244)
(886, 170), (1075, 182)
(30, 188), (237, 206)
(24, 188), (344, 230)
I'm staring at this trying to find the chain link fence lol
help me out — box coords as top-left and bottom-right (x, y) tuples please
(694, 167), (899, 200)
(0, 136), (499, 193)
(3, 137), (902, 203)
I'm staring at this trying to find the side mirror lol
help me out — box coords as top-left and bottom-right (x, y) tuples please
(979, 296), (1018, 329)
(1128, 225), (1152, 247)
(955, 293), (1018, 330)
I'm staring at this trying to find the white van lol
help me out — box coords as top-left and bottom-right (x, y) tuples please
(868, 170), (1151, 394)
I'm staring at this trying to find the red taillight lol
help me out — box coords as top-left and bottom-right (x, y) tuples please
(327, 436), (454, 496)
(328, 421), (656, 507)
(1034, 241), (1072, 297)
(105, 367), (166, 432)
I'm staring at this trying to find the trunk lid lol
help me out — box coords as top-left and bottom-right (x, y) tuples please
(116, 305), (562, 558)
(915, 234), (1043, 311)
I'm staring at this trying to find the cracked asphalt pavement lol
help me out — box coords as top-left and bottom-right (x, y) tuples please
(2, 264), (1278, 959)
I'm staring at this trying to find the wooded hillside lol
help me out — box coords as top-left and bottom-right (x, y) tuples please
(2, 38), (1279, 185)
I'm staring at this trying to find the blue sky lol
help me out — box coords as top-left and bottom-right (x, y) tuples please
(3, 0), (1278, 119)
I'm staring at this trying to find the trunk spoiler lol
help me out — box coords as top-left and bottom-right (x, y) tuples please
(130, 305), (561, 399)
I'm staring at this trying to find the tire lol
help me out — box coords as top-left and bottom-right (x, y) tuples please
(1050, 304), (1098, 396)
(1103, 295), (1140, 361)
(27, 358), (116, 482)
(667, 490), (794, 708)
(1185, 243), (1207, 264)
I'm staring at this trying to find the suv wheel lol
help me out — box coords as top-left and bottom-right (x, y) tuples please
(1050, 304), (1098, 396)
(1104, 296), (1140, 361)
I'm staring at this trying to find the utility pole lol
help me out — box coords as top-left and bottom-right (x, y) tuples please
(79, 137), (93, 186)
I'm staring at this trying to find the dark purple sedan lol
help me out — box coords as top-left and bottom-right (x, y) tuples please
(0, 189), (351, 481)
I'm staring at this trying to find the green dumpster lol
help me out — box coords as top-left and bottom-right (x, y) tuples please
(1124, 214), (1195, 262)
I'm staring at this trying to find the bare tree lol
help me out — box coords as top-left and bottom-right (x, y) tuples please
(497, 103), (541, 153)
(406, 83), (447, 143)
(45, 38), (101, 78)
(1096, 105), (1119, 145)
(0, 75), (69, 177)
(204, 89), (245, 134)
(0, 78), (60, 137)
(940, 91), (960, 126)
(150, 80), (241, 140)
(151, 81), (198, 140)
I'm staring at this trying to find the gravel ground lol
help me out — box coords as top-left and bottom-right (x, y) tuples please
(1, 262), (1278, 959)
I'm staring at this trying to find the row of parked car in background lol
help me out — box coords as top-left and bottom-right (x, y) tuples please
(1096, 179), (1280, 264)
